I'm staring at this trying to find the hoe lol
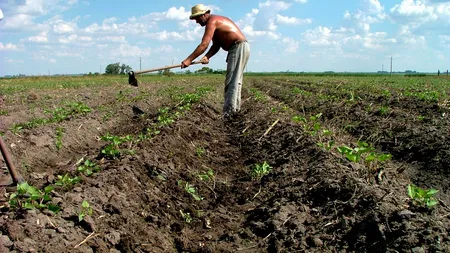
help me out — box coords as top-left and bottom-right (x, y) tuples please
(0, 136), (24, 186)
(128, 61), (202, 87)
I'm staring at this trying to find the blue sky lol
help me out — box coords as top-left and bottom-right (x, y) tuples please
(0, 0), (449, 76)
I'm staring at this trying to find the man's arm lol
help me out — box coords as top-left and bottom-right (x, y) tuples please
(204, 42), (220, 59)
(182, 19), (216, 67)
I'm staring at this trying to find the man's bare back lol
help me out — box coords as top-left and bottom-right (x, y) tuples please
(207, 15), (247, 51)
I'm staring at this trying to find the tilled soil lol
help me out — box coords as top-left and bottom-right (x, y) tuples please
(0, 75), (449, 253)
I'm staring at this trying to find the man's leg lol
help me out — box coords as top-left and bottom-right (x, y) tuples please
(223, 42), (250, 116)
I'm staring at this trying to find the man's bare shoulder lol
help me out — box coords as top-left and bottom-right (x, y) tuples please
(209, 14), (231, 22)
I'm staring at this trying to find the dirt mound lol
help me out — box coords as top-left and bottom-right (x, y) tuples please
(1, 75), (449, 252)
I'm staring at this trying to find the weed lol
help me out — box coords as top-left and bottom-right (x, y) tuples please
(9, 182), (60, 213)
(178, 180), (203, 201)
(179, 210), (192, 223)
(292, 113), (322, 136)
(318, 140), (335, 151)
(408, 184), (439, 209)
(78, 200), (93, 222)
(249, 88), (267, 102)
(251, 161), (272, 181)
(77, 159), (101, 176)
(195, 147), (206, 157)
(55, 173), (81, 189)
(198, 169), (215, 182)
(100, 134), (134, 159)
(55, 126), (64, 150)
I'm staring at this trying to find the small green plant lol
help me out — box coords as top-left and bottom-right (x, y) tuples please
(417, 115), (426, 121)
(55, 126), (64, 150)
(78, 200), (93, 222)
(77, 159), (101, 176)
(195, 147), (206, 157)
(337, 141), (374, 163)
(198, 168), (215, 182)
(249, 88), (267, 102)
(157, 107), (175, 127)
(9, 182), (60, 213)
(178, 180), (203, 201)
(251, 161), (272, 181)
(179, 210), (192, 223)
(407, 184), (439, 209)
(317, 140), (335, 151)
(378, 106), (390, 115)
(292, 113), (322, 136)
(55, 173), (81, 189)
(100, 134), (134, 159)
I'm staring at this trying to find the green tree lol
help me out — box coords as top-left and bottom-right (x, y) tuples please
(195, 67), (213, 74)
(105, 62), (120, 75)
(105, 62), (131, 75)
(120, 64), (132, 75)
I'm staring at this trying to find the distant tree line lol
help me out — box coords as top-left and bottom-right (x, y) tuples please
(105, 62), (132, 75)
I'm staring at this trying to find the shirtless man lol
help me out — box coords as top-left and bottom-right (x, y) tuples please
(181, 4), (250, 119)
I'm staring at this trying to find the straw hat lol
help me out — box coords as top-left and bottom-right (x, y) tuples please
(189, 4), (210, 19)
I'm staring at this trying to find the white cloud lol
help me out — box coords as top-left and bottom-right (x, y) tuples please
(276, 14), (312, 25)
(0, 42), (22, 51)
(53, 20), (77, 34)
(5, 58), (25, 64)
(149, 6), (191, 21)
(303, 26), (340, 47)
(24, 32), (48, 43)
(282, 37), (299, 52)
(146, 27), (202, 41)
(110, 44), (152, 57)
(58, 34), (93, 44)
(97, 36), (127, 43)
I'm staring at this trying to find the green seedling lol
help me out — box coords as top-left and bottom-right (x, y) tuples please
(378, 106), (390, 115)
(249, 88), (267, 102)
(195, 147), (206, 157)
(251, 161), (272, 181)
(55, 126), (64, 150)
(408, 184), (439, 209)
(78, 200), (93, 222)
(178, 180), (203, 201)
(317, 140), (335, 151)
(100, 134), (134, 159)
(55, 173), (81, 189)
(9, 182), (60, 213)
(77, 159), (101, 176)
(179, 210), (192, 223)
(157, 107), (175, 127)
(198, 169), (215, 182)
(292, 113), (322, 136)
(337, 141), (374, 163)
(417, 115), (426, 121)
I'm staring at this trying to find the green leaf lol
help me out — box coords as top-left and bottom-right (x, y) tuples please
(23, 202), (35, 210)
(82, 200), (90, 208)
(47, 204), (61, 213)
(425, 189), (439, 197)
(407, 184), (416, 198)
(44, 185), (54, 194)
(78, 213), (85, 222)
(426, 199), (438, 208)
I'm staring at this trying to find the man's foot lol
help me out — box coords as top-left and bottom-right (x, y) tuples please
(222, 111), (241, 122)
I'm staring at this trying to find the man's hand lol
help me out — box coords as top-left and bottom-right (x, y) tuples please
(200, 56), (209, 64)
(181, 59), (192, 69)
